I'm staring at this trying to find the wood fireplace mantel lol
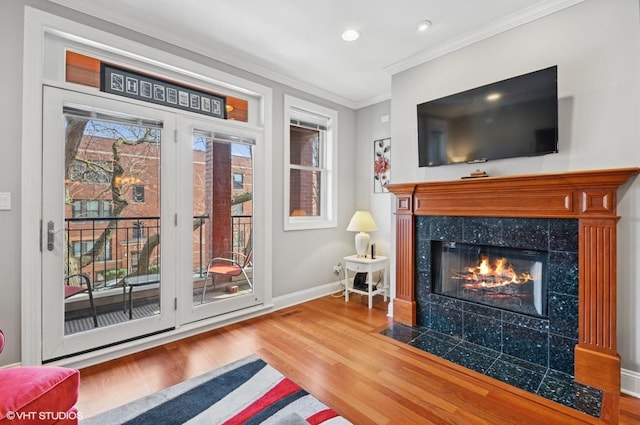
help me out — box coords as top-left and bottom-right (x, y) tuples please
(387, 167), (639, 422)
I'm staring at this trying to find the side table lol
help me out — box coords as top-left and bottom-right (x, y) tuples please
(343, 255), (387, 309)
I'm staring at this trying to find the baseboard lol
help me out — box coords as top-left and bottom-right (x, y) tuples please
(622, 368), (640, 398)
(271, 280), (343, 310)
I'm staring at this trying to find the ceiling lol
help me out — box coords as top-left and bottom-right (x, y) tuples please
(50, 0), (581, 108)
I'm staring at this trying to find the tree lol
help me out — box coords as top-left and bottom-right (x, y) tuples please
(65, 118), (252, 282)
(65, 117), (160, 279)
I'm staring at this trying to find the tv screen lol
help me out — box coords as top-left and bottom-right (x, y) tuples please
(417, 66), (558, 167)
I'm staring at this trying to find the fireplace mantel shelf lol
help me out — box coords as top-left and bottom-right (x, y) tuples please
(386, 167), (639, 219)
(387, 167), (639, 424)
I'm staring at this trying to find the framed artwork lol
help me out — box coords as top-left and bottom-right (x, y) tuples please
(140, 81), (152, 98)
(125, 77), (138, 95)
(373, 137), (391, 193)
(153, 84), (165, 101)
(101, 63), (226, 119)
(109, 72), (124, 92)
(167, 88), (178, 104)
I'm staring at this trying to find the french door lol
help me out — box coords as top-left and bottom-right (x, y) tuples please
(42, 87), (261, 360)
(178, 117), (262, 324)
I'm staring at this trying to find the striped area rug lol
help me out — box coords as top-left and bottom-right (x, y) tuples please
(81, 355), (350, 425)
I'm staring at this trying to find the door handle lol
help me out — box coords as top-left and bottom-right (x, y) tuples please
(47, 220), (59, 251)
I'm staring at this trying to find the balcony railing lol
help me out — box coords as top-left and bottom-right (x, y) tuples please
(65, 214), (252, 287)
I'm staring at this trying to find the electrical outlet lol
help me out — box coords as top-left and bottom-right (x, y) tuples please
(333, 263), (343, 274)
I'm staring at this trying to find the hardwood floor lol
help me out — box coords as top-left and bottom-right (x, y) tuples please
(77, 294), (640, 424)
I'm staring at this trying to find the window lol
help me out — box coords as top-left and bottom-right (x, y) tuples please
(72, 240), (112, 261)
(231, 203), (243, 216)
(284, 95), (337, 230)
(72, 200), (111, 218)
(132, 185), (145, 203)
(130, 251), (140, 273)
(233, 173), (244, 190)
(132, 221), (145, 239)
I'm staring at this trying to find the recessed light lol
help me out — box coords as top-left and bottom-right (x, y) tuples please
(341, 29), (360, 42)
(486, 93), (502, 101)
(417, 20), (432, 31)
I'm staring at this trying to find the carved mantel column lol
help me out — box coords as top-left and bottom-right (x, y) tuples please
(387, 183), (416, 325)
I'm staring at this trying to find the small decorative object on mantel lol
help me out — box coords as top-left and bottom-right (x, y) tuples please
(462, 169), (489, 179)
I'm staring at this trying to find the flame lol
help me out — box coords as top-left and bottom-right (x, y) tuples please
(479, 257), (491, 275)
(458, 255), (533, 289)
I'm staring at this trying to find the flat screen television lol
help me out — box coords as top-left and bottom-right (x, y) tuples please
(417, 66), (558, 167)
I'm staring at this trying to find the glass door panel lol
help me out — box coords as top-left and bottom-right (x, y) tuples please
(42, 87), (176, 361)
(181, 123), (261, 324)
(64, 114), (162, 333)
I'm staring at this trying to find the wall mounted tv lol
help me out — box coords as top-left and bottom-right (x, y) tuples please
(417, 66), (558, 167)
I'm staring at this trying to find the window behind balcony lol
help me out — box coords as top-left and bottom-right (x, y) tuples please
(72, 240), (112, 261)
(72, 199), (111, 218)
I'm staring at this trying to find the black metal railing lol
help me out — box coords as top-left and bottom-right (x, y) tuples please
(232, 215), (252, 258)
(65, 214), (253, 286)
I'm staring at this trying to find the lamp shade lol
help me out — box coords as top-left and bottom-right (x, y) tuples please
(347, 211), (377, 257)
(346, 211), (378, 232)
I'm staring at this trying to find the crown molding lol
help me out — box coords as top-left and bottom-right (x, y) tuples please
(384, 0), (585, 76)
(354, 91), (391, 110)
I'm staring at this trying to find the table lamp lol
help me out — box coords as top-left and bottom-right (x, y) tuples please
(347, 211), (378, 257)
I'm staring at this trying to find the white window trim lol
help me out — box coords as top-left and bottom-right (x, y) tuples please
(283, 95), (338, 231)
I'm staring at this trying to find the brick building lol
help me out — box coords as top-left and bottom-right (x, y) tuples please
(66, 132), (253, 284)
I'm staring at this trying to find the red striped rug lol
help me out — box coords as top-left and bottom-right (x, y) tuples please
(82, 355), (350, 424)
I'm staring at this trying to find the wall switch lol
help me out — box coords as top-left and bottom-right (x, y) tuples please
(380, 114), (390, 123)
(0, 192), (11, 211)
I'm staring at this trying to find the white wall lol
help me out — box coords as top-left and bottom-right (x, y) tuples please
(390, 0), (640, 380)
(0, 0), (28, 367)
(0, 0), (356, 366)
(355, 101), (392, 259)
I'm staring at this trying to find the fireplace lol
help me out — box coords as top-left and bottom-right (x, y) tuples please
(387, 168), (639, 424)
(433, 241), (547, 318)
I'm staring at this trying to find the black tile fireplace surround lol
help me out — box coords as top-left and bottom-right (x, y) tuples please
(382, 215), (603, 417)
(414, 216), (579, 375)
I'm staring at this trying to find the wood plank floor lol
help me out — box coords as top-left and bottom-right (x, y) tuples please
(77, 294), (640, 424)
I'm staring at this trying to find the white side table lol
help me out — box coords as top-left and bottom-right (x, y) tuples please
(343, 255), (388, 309)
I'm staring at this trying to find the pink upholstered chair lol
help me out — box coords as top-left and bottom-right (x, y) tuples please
(0, 330), (80, 425)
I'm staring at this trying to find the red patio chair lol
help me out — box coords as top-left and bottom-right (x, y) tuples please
(202, 250), (253, 303)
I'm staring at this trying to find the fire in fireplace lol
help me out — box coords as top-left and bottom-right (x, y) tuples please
(432, 241), (548, 317)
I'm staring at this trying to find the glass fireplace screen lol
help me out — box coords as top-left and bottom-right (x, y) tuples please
(432, 241), (548, 317)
